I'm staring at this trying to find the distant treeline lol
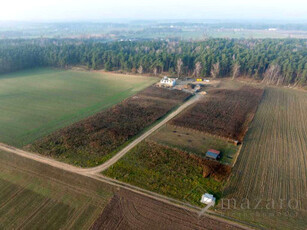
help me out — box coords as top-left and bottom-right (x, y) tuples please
(0, 38), (306, 85)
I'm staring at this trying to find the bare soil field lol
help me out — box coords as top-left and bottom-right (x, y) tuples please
(30, 86), (191, 167)
(218, 87), (307, 230)
(91, 189), (245, 230)
(0, 150), (114, 230)
(171, 86), (264, 142)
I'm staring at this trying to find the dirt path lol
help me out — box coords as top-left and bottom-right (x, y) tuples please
(85, 94), (201, 174)
(0, 94), (200, 175)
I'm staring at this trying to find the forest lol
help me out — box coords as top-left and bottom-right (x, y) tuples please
(0, 38), (306, 85)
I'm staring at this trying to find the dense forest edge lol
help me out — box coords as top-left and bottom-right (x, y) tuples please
(0, 38), (306, 86)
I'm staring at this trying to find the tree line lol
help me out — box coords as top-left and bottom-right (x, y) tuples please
(0, 38), (306, 85)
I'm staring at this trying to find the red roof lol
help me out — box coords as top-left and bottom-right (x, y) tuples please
(207, 149), (220, 154)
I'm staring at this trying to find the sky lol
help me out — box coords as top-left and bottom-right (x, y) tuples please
(1, 0), (306, 21)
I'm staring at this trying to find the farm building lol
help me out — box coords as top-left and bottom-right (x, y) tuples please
(206, 149), (221, 160)
(160, 76), (177, 87)
(200, 193), (216, 204)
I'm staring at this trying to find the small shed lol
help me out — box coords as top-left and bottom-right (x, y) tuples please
(206, 149), (221, 160)
(200, 193), (216, 204)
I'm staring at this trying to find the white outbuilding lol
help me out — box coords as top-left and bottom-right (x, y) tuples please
(160, 76), (177, 87)
(200, 193), (216, 205)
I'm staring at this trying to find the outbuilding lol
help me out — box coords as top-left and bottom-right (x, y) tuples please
(205, 149), (221, 160)
(200, 193), (216, 204)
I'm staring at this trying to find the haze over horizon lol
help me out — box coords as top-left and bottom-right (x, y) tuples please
(1, 0), (307, 22)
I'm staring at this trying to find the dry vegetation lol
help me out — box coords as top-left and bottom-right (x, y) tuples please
(171, 86), (264, 142)
(219, 87), (307, 230)
(91, 189), (244, 230)
(30, 86), (190, 167)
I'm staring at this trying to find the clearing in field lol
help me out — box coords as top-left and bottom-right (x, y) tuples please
(218, 87), (307, 230)
(149, 124), (239, 165)
(0, 150), (114, 229)
(0, 68), (157, 147)
(30, 86), (191, 167)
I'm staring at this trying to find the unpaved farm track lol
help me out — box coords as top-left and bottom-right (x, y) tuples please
(0, 94), (201, 175)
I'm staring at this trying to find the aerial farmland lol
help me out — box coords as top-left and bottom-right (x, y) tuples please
(102, 83), (264, 206)
(0, 17), (306, 229)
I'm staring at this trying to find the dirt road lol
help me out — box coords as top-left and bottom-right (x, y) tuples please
(85, 94), (201, 174)
(0, 94), (200, 175)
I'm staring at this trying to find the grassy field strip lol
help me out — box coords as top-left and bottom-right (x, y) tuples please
(0, 68), (157, 146)
(220, 87), (307, 230)
(149, 124), (239, 165)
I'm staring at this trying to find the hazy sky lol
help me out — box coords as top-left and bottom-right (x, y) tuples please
(1, 0), (306, 21)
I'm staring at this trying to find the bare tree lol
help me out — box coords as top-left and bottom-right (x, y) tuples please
(137, 65), (143, 74)
(176, 58), (183, 78)
(262, 64), (283, 85)
(211, 62), (220, 79)
(193, 61), (202, 79)
(232, 62), (240, 80)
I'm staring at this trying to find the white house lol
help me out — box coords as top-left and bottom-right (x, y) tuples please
(200, 193), (216, 205)
(160, 76), (177, 87)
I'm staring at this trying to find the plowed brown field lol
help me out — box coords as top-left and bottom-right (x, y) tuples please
(219, 87), (307, 230)
(91, 189), (245, 230)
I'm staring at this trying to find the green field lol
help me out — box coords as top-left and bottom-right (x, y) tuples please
(0, 68), (157, 146)
(149, 124), (239, 165)
(218, 87), (307, 230)
(0, 150), (114, 229)
(103, 141), (224, 206)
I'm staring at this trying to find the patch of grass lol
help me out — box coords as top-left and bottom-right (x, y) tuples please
(0, 68), (158, 147)
(103, 141), (225, 206)
(149, 124), (239, 165)
(0, 150), (114, 229)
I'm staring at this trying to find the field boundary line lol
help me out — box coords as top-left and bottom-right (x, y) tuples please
(0, 142), (87, 173)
